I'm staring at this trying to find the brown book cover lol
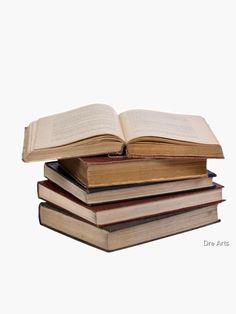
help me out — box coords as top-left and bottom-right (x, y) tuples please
(58, 156), (208, 188)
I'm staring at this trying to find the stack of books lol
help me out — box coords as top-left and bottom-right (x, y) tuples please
(22, 104), (224, 251)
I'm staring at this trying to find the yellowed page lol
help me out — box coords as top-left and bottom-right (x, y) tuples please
(32, 104), (125, 149)
(119, 109), (219, 144)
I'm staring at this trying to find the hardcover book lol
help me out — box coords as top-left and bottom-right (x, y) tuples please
(44, 161), (215, 204)
(39, 202), (221, 251)
(22, 104), (223, 161)
(59, 156), (207, 188)
(38, 180), (223, 225)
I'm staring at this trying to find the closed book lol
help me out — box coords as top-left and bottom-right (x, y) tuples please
(44, 161), (215, 204)
(38, 180), (223, 226)
(58, 156), (207, 188)
(39, 202), (221, 251)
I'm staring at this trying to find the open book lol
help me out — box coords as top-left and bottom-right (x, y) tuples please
(22, 104), (223, 161)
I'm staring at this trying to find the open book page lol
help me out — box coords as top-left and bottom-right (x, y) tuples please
(33, 104), (125, 149)
(119, 109), (220, 144)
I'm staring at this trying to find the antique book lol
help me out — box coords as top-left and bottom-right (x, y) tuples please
(44, 161), (215, 204)
(22, 104), (223, 161)
(37, 180), (223, 225)
(39, 202), (221, 251)
(59, 156), (207, 187)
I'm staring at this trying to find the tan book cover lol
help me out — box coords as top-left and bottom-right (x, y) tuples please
(39, 202), (221, 251)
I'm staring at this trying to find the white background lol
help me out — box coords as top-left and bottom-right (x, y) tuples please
(0, 1), (235, 313)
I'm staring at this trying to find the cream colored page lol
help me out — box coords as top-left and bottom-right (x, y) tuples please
(119, 109), (219, 144)
(33, 104), (125, 149)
